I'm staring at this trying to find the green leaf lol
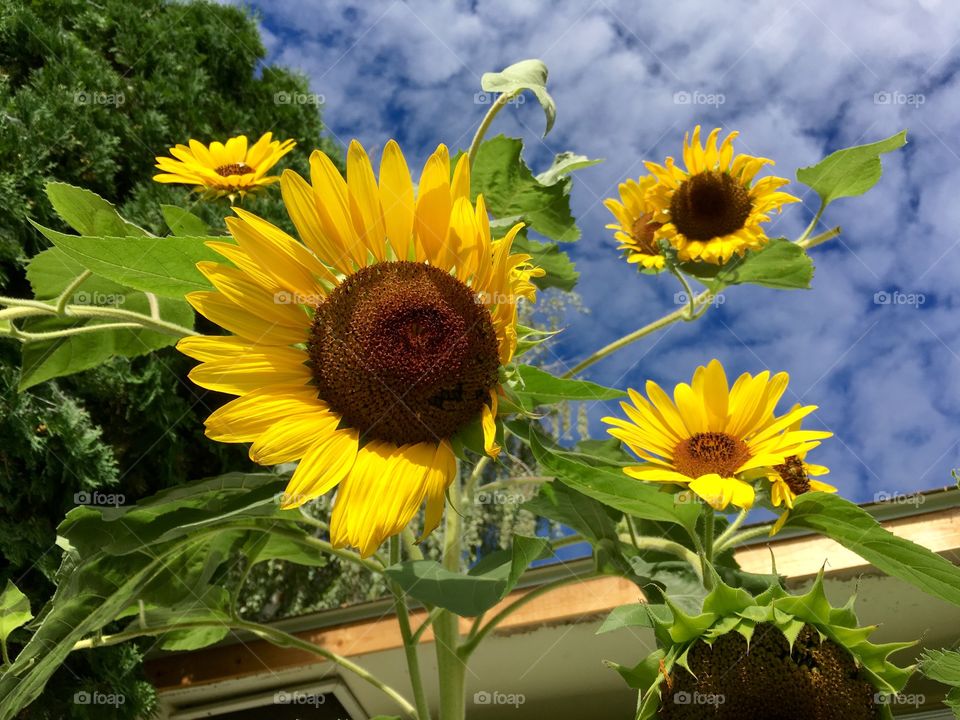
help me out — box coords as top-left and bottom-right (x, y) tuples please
(19, 249), (194, 390)
(45, 182), (148, 237)
(529, 432), (701, 535)
(508, 364), (624, 410)
(796, 131), (907, 207)
(34, 224), (220, 298)
(161, 205), (213, 237)
(384, 535), (551, 617)
(0, 581), (32, 646)
(522, 481), (620, 544)
(787, 492), (960, 608)
(598, 603), (670, 634)
(481, 59), (556, 136)
(921, 649), (960, 719)
(471, 135), (579, 241)
(536, 152), (603, 186)
(512, 235), (579, 291)
(714, 238), (814, 290)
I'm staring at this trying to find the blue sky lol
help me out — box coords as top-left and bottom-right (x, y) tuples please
(240, 0), (960, 505)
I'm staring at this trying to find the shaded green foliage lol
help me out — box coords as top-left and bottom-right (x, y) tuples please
(0, 0), (340, 716)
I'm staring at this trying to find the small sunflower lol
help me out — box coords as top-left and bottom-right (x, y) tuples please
(603, 359), (831, 510)
(154, 132), (295, 197)
(644, 126), (799, 264)
(604, 175), (665, 270)
(762, 409), (837, 533)
(178, 139), (541, 557)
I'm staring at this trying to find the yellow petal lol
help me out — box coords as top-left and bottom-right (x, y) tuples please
(187, 347), (311, 395)
(185, 291), (306, 346)
(204, 384), (328, 442)
(280, 428), (360, 508)
(347, 140), (387, 262)
(378, 139), (415, 260)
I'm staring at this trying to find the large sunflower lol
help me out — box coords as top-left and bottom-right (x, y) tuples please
(154, 132), (295, 197)
(603, 359), (831, 510)
(603, 175), (665, 270)
(644, 126), (799, 265)
(178, 140), (541, 557)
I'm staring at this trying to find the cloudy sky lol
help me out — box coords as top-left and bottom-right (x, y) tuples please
(240, 0), (959, 505)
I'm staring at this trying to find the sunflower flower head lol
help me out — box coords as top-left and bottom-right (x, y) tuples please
(643, 126), (799, 265)
(604, 175), (666, 271)
(177, 139), (539, 557)
(603, 359), (831, 510)
(624, 571), (915, 720)
(154, 132), (295, 197)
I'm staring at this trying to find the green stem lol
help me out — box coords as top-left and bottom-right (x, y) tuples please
(799, 226), (841, 250)
(5, 322), (144, 342)
(713, 524), (775, 555)
(390, 537), (432, 720)
(702, 506), (715, 589)
(563, 290), (712, 378)
(55, 271), (92, 313)
(713, 508), (749, 551)
(797, 202), (825, 244)
(466, 92), (512, 169)
(0, 297), (197, 340)
(669, 266), (697, 320)
(459, 573), (593, 658)
(412, 607), (444, 644)
(435, 469), (467, 720)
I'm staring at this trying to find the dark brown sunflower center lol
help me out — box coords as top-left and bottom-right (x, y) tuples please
(776, 455), (810, 495)
(308, 261), (500, 445)
(630, 213), (662, 255)
(670, 170), (752, 241)
(673, 432), (751, 478)
(215, 162), (254, 177)
(661, 623), (880, 720)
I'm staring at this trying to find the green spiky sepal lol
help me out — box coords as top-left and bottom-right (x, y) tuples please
(608, 568), (916, 720)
